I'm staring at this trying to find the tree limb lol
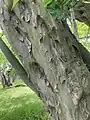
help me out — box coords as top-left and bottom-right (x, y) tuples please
(74, 2), (90, 26)
(0, 37), (36, 91)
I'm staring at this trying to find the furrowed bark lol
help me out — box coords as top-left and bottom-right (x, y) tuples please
(67, 29), (90, 71)
(74, 1), (90, 26)
(1, 0), (90, 120)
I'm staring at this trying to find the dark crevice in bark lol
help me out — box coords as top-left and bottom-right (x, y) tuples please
(71, 32), (90, 71)
(65, 23), (90, 71)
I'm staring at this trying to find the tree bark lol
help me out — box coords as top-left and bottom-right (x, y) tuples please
(74, 1), (90, 26)
(1, 0), (90, 120)
(0, 37), (36, 92)
(70, 8), (79, 41)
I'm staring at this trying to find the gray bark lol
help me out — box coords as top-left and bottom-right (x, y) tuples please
(0, 72), (7, 88)
(70, 8), (79, 40)
(0, 0), (90, 120)
(0, 37), (36, 92)
(74, 1), (90, 26)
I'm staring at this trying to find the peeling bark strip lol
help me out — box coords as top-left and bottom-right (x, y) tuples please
(1, 0), (90, 120)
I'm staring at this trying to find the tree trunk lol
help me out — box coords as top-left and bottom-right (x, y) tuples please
(0, 0), (90, 120)
(0, 72), (6, 88)
(0, 72), (10, 88)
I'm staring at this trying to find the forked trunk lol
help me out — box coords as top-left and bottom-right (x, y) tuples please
(0, 0), (90, 120)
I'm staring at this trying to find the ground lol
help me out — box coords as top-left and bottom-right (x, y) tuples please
(0, 80), (49, 120)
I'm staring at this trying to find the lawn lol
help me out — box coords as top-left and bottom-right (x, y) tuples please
(0, 80), (49, 120)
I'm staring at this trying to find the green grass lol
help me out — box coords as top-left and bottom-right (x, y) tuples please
(0, 80), (49, 120)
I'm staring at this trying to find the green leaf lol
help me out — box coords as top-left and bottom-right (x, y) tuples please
(12, 0), (20, 9)
(44, 0), (53, 7)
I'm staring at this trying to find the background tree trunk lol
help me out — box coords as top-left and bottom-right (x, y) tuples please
(0, 0), (90, 120)
(0, 72), (10, 88)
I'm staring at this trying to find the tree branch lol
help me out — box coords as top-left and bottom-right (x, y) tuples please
(0, 37), (36, 91)
(74, 1), (90, 26)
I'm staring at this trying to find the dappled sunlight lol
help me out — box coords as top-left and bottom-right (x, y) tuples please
(0, 84), (49, 120)
(0, 85), (42, 110)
